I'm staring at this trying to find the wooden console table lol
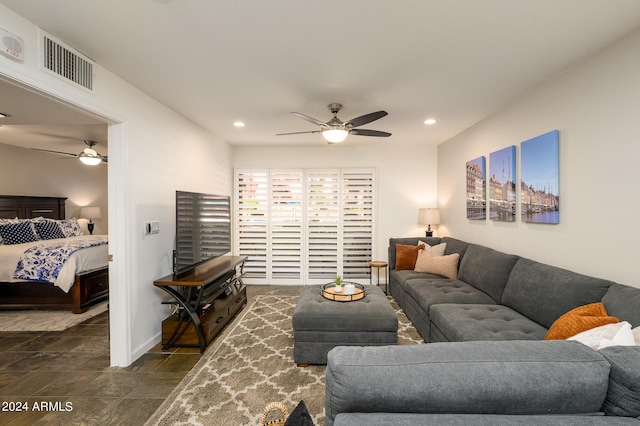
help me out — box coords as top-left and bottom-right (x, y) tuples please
(154, 255), (247, 353)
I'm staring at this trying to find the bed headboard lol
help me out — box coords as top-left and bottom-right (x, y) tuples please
(0, 195), (66, 220)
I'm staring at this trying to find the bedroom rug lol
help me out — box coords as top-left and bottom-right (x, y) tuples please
(0, 301), (108, 331)
(144, 294), (424, 426)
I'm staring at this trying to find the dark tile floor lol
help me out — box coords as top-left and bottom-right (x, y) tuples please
(0, 285), (302, 426)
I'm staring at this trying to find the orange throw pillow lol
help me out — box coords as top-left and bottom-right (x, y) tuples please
(544, 302), (619, 340)
(395, 243), (425, 270)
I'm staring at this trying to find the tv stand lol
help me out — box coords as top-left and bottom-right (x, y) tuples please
(154, 255), (247, 353)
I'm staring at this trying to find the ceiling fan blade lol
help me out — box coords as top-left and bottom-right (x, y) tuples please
(350, 129), (392, 137)
(276, 130), (321, 136)
(31, 148), (78, 158)
(291, 112), (327, 127)
(346, 111), (388, 128)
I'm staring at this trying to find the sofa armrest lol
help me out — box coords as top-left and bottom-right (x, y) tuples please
(325, 341), (610, 426)
(599, 345), (640, 417)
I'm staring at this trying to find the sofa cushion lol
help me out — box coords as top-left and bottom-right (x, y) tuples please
(430, 304), (548, 342)
(391, 269), (444, 287)
(440, 237), (471, 262)
(405, 279), (496, 316)
(599, 345), (640, 417)
(414, 252), (460, 279)
(602, 284), (640, 327)
(501, 258), (615, 329)
(395, 243), (425, 270)
(325, 341), (610, 424)
(457, 244), (520, 302)
(545, 302), (619, 340)
(334, 413), (640, 426)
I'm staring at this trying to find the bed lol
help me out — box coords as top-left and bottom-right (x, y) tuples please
(0, 195), (109, 314)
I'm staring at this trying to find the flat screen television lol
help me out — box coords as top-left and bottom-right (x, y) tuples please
(174, 190), (231, 277)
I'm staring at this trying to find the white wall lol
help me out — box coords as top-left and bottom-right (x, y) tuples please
(233, 143), (439, 263)
(0, 5), (232, 366)
(437, 27), (640, 287)
(0, 144), (108, 235)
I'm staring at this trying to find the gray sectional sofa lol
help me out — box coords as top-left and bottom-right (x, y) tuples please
(387, 237), (640, 343)
(325, 237), (640, 425)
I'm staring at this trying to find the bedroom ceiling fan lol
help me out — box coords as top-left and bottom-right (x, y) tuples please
(277, 103), (391, 144)
(31, 140), (108, 165)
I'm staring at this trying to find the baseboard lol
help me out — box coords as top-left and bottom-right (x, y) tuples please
(130, 331), (162, 365)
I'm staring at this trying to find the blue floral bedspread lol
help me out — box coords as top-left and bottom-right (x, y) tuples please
(14, 236), (108, 284)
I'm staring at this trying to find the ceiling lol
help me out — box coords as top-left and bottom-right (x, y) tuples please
(1, 0), (640, 151)
(0, 80), (108, 154)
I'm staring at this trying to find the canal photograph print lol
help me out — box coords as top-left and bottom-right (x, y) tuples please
(466, 156), (486, 220)
(520, 130), (560, 224)
(489, 145), (516, 222)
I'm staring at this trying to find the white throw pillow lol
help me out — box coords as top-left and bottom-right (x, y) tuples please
(633, 326), (640, 345)
(568, 321), (636, 350)
(418, 241), (447, 256)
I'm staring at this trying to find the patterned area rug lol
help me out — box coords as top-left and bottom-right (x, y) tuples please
(0, 301), (108, 331)
(145, 294), (423, 426)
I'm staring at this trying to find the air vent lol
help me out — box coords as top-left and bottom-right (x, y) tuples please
(41, 33), (93, 91)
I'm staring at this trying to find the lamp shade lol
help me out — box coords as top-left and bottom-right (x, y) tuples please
(418, 208), (440, 225)
(81, 206), (102, 220)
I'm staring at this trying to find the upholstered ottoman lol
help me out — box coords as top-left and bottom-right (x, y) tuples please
(292, 284), (398, 365)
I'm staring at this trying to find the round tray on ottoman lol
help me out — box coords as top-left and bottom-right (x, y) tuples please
(321, 282), (365, 302)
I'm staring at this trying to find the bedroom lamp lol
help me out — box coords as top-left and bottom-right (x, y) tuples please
(418, 208), (440, 237)
(81, 206), (101, 235)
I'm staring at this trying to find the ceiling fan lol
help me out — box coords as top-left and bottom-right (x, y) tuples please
(32, 140), (108, 165)
(277, 103), (391, 144)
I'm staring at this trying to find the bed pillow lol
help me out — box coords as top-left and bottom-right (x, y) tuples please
(0, 217), (20, 245)
(34, 220), (66, 240)
(545, 302), (619, 340)
(0, 217), (19, 224)
(0, 221), (40, 245)
(395, 243), (425, 270)
(414, 251), (460, 279)
(58, 218), (84, 237)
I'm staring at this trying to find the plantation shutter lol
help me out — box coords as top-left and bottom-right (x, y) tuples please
(342, 170), (374, 279)
(234, 168), (375, 284)
(307, 170), (340, 281)
(270, 171), (303, 280)
(235, 170), (268, 280)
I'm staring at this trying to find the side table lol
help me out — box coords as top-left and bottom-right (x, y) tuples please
(369, 260), (389, 295)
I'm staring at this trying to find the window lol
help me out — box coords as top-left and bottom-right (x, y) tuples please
(234, 168), (375, 284)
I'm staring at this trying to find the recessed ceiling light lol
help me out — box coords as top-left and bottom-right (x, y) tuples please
(234, 121), (245, 127)
(424, 118), (437, 125)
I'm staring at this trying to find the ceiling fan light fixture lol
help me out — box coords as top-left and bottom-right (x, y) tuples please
(79, 151), (102, 165)
(322, 128), (349, 143)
